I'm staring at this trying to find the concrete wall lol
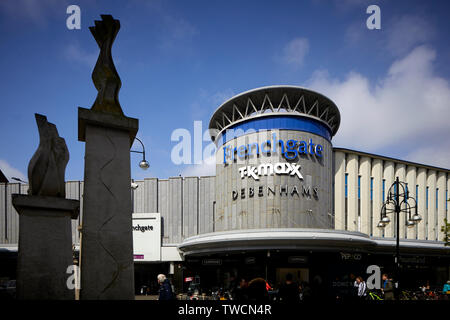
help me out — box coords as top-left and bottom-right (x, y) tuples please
(333, 150), (449, 241)
(131, 177), (215, 245)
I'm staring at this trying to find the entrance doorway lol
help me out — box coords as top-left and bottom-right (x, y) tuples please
(276, 268), (309, 285)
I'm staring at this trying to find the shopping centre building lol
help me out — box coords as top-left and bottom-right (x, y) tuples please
(1, 86), (449, 297)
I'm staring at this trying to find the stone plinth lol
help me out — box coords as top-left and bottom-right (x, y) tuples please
(12, 194), (80, 300)
(78, 107), (138, 300)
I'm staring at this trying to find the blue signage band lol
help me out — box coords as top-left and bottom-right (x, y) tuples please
(215, 115), (332, 147)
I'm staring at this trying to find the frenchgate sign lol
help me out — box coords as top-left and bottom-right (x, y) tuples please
(132, 213), (161, 262)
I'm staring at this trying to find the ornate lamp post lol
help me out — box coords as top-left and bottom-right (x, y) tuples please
(377, 177), (422, 293)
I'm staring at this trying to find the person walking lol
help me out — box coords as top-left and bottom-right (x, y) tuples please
(278, 273), (300, 303)
(354, 276), (367, 300)
(443, 280), (450, 294)
(157, 274), (174, 300)
(347, 273), (358, 301)
(247, 278), (269, 301)
(233, 278), (249, 301)
(299, 282), (312, 301)
(381, 274), (394, 300)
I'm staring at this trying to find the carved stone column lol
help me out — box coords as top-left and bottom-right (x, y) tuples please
(78, 15), (137, 300)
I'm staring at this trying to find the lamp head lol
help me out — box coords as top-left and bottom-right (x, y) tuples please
(139, 160), (150, 170)
(411, 213), (422, 223)
(381, 216), (391, 224)
(377, 221), (386, 229)
(406, 220), (415, 228)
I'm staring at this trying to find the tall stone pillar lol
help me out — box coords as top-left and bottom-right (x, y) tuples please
(13, 195), (79, 300)
(78, 15), (138, 300)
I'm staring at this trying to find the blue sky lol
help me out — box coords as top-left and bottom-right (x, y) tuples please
(0, 0), (449, 182)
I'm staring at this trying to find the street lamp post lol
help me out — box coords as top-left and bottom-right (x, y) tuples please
(131, 137), (150, 170)
(377, 177), (422, 295)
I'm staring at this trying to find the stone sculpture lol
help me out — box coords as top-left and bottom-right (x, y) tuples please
(28, 113), (69, 197)
(90, 14), (124, 116)
(13, 114), (79, 300)
(78, 14), (137, 300)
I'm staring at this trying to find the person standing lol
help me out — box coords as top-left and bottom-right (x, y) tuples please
(381, 274), (394, 300)
(233, 278), (249, 301)
(248, 278), (269, 301)
(300, 282), (312, 301)
(278, 273), (300, 303)
(347, 273), (358, 301)
(157, 274), (174, 300)
(443, 280), (450, 295)
(354, 276), (367, 300)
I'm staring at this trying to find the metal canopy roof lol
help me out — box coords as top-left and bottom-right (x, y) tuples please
(178, 228), (450, 256)
(208, 85), (341, 142)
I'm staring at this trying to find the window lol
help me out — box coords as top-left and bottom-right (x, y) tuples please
(416, 185), (419, 205)
(345, 173), (348, 198)
(358, 176), (361, 200)
(370, 177), (374, 201)
(382, 179), (386, 201)
(370, 177), (374, 236)
(436, 188), (438, 209)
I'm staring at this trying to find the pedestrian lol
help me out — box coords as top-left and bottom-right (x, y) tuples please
(278, 273), (300, 303)
(348, 273), (358, 300)
(300, 281), (312, 301)
(247, 278), (269, 301)
(233, 278), (249, 301)
(157, 274), (175, 300)
(443, 280), (450, 294)
(354, 276), (367, 300)
(381, 274), (394, 300)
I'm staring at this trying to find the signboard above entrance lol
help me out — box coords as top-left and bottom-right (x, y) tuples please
(132, 213), (161, 262)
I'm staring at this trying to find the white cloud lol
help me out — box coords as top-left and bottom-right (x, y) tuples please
(386, 15), (435, 56)
(307, 45), (450, 169)
(158, 15), (198, 50)
(181, 155), (216, 177)
(279, 38), (310, 68)
(0, 159), (27, 182)
(405, 144), (450, 170)
(63, 42), (97, 67)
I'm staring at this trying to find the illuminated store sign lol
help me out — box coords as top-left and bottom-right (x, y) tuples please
(223, 132), (323, 164)
(238, 162), (303, 180)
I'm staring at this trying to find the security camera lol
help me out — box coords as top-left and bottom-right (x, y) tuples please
(131, 182), (139, 190)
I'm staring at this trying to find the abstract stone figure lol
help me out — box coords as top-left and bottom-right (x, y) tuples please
(78, 15), (137, 300)
(28, 113), (69, 197)
(13, 114), (79, 300)
(90, 15), (124, 116)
